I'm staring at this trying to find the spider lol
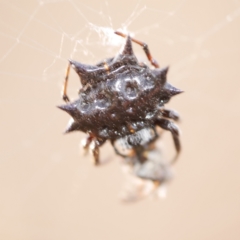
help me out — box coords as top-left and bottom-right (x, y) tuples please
(58, 31), (182, 172)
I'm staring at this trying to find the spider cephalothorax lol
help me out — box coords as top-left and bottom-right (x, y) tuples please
(58, 31), (182, 169)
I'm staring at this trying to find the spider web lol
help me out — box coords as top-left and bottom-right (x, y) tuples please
(1, 0), (240, 200)
(1, 1), (240, 239)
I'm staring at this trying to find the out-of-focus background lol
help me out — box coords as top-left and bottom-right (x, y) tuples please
(1, 0), (240, 239)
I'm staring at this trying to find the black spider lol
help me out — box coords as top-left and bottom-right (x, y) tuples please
(58, 31), (182, 175)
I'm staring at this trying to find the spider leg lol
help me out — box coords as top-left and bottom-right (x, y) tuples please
(81, 135), (104, 165)
(114, 31), (160, 68)
(155, 118), (181, 164)
(89, 138), (106, 165)
(159, 108), (180, 122)
(89, 140), (100, 165)
(62, 62), (71, 102)
(81, 135), (94, 150)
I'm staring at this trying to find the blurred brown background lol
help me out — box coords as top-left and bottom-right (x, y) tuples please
(0, 0), (240, 239)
